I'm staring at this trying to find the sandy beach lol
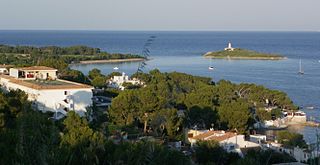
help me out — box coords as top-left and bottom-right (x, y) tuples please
(79, 58), (145, 64)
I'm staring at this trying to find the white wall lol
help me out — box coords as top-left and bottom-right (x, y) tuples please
(0, 68), (8, 74)
(36, 70), (57, 80)
(37, 88), (93, 116)
(9, 68), (19, 78)
(0, 77), (93, 116)
(220, 135), (260, 155)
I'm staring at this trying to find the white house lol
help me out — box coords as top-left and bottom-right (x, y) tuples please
(9, 66), (58, 80)
(264, 142), (313, 162)
(283, 111), (307, 124)
(188, 130), (261, 157)
(0, 64), (13, 74)
(224, 42), (235, 51)
(108, 72), (143, 90)
(0, 66), (93, 119)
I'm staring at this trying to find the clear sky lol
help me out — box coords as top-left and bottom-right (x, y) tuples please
(1, 0), (319, 31)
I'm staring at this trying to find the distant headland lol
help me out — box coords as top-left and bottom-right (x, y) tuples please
(204, 42), (286, 60)
(0, 44), (144, 66)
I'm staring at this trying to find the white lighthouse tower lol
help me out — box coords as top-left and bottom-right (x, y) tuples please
(224, 42), (235, 51)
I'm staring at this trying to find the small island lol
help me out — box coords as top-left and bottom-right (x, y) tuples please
(204, 42), (285, 60)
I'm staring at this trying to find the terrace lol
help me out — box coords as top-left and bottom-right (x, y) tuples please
(0, 74), (92, 90)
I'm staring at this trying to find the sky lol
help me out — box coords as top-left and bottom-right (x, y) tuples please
(0, 0), (319, 31)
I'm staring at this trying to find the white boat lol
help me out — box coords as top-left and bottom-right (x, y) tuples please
(298, 59), (304, 74)
(306, 106), (315, 110)
(113, 67), (119, 70)
(208, 58), (214, 70)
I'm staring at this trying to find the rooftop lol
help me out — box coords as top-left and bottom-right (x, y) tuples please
(0, 74), (92, 90)
(0, 64), (13, 68)
(191, 130), (237, 142)
(16, 66), (58, 71)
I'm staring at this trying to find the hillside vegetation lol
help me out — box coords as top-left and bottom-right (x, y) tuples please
(0, 44), (143, 66)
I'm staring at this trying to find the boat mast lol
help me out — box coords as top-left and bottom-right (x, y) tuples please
(300, 59), (302, 73)
(299, 59), (304, 74)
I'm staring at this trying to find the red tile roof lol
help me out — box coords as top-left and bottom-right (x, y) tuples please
(0, 64), (13, 68)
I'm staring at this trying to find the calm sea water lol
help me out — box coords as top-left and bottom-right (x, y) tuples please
(1, 30), (319, 143)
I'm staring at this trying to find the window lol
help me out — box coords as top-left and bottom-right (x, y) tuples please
(64, 91), (68, 95)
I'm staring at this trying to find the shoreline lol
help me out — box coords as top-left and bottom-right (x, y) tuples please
(78, 58), (145, 64)
(204, 56), (287, 60)
(203, 49), (286, 60)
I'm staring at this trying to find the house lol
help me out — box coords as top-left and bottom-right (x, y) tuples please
(283, 111), (307, 124)
(188, 129), (261, 156)
(249, 134), (267, 144)
(0, 66), (93, 119)
(264, 142), (313, 163)
(9, 66), (58, 80)
(224, 42), (235, 51)
(0, 64), (13, 74)
(108, 72), (143, 90)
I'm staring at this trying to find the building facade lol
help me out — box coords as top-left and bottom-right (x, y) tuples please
(0, 66), (93, 118)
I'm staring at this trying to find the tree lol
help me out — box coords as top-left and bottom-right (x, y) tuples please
(150, 108), (184, 139)
(88, 68), (104, 80)
(92, 76), (107, 88)
(60, 69), (89, 83)
(194, 140), (240, 165)
(276, 131), (307, 148)
(187, 106), (218, 129)
(109, 90), (140, 126)
(101, 141), (191, 165)
(38, 57), (68, 71)
(218, 100), (251, 133)
(237, 149), (296, 165)
(60, 111), (106, 164)
(13, 111), (60, 164)
(256, 109), (272, 121)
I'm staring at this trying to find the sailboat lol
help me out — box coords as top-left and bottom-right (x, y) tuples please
(208, 58), (214, 70)
(113, 67), (119, 70)
(298, 59), (304, 75)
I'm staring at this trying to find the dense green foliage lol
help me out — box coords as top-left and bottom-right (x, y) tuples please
(204, 48), (284, 59)
(276, 131), (307, 148)
(0, 90), (191, 164)
(193, 141), (296, 165)
(59, 69), (90, 84)
(110, 70), (296, 136)
(256, 108), (282, 121)
(237, 149), (296, 165)
(0, 44), (142, 66)
(194, 141), (240, 165)
(88, 68), (107, 88)
(0, 70), (299, 164)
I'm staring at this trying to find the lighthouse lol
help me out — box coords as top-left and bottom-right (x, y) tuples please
(224, 42), (235, 51)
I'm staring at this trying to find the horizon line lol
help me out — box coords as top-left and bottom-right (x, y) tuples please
(0, 29), (319, 32)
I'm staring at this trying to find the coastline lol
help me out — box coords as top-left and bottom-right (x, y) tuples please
(204, 56), (287, 60)
(203, 49), (286, 60)
(78, 58), (145, 64)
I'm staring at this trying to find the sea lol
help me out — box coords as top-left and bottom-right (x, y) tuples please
(0, 30), (319, 143)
